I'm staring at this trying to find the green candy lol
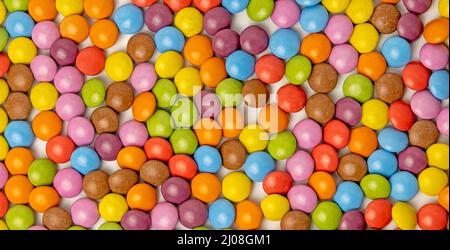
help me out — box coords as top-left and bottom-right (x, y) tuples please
(28, 159), (57, 186)
(170, 98), (198, 128)
(267, 131), (297, 160)
(4, 0), (29, 12)
(146, 110), (174, 138)
(312, 201), (343, 230)
(285, 55), (312, 85)
(343, 74), (373, 103)
(68, 226), (87, 230)
(5, 205), (35, 230)
(152, 79), (178, 108)
(360, 174), (391, 199)
(216, 78), (243, 107)
(246, 0), (274, 22)
(98, 222), (123, 230)
(193, 226), (209, 230)
(0, 27), (9, 51)
(170, 129), (198, 155)
(82, 78), (106, 107)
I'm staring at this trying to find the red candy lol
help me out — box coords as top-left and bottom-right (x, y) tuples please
(323, 119), (350, 149)
(418, 204), (448, 230)
(262, 171), (293, 195)
(144, 137), (174, 162)
(312, 144), (339, 173)
(76, 46), (106, 76)
(255, 54), (285, 84)
(132, 0), (157, 7)
(277, 84), (307, 113)
(388, 100), (416, 131)
(0, 191), (8, 218)
(164, 0), (192, 12)
(365, 199), (392, 229)
(193, 0), (221, 12)
(0, 53), (10, 77)
(168, 154), (198, 180)
(46, 135), (76, 164)
(402, 62), (431, 91)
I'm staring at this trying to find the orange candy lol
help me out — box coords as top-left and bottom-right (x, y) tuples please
(84, 0), (115, 19)
(194, 118), (223, 146)
(32, 111), (63, 141)
(258, 104), (289, 133)
(164, 0), (192, 12)
(193, 0), (221, 12)
(90, 19), (119, 49)
(29, 186), (60, 213)
(184, 35), (214, 66)
(235, 200), (263, 230)
(28, 0), (58, 22)
(308, 171), (336, 200)
(200, 57), (227, 88)
(126, 183), (157, 212)
(423, 18), (449, 44)
(381, 0), (399, 3)
(357, 52), (387, 81)
(117, 146), (147, 171)
(132, 92), (156, 122)
(60, 15), (90, 43)
(191, 173), (221, 203)
(4, 175), (34, 204)
(300, 33), (332, 64)
(439, 186), (449, 211)
(348, 126), (378, 157)
(5, 147), (34, 175)
(218, 107), (244, 138)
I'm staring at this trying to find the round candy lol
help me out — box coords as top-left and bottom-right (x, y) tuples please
(246, 0), (274, 22)
(5, 205), (35, 230)
(90, 19), (119, 49)
(144, 3), (173, 32)
(56, 0), (83, 16)
(53, 168), (82, 198)
(4, 121), (34, 148)
(99, 193), (129, 222)
(281, 210), (311, 230)
(184, 35), (213, 66)
(277, 84), (306, 113)
(260, 194), (290, 221)
(392, 202), (417, 230)
(403, 0), (431, 14)
(419, 43), (449, 71)
(191, 173), (221, 203)
(398, 147), (427, 175)
(220, 140), (246, 170)
(397, 13), (423, 42)
(55, 94), (85, 121)
(312, 201), (342, 230)
(240, 25), (269, 56)
(390, 171), (419, 201)
(161, 177), (191, 205)
(368, 149), (397, 178)
(71, 147), (100, 175)
(305, 93), (335, 124)
(268, 131), (296, 160)
(271, 0), (300, 28)
(212, 29), (239, 57)
(364, 199), (392, 229)
(439, 0), (449, 17)
(429, 70), (449, 100)
(309, 171), (336, 200)
(127, 183), (157, 211)
(285, 55), (312, 85)
(28, 0), (57, 22)
(269, 29), (300, 60)
(118, 120), (149, 147)
(120, 210), (150, 230)
(287, 185), (317, 213)
(381, 36), (411, 68)
(286, 150), (314, 182)
(335, 98), (362, 126)
(105, 52), (133, 82)
(299, 4), (329, 33)
(423, 18), (449, 44)
(426, 143), (449, 171)
(7, 37), (37, 64)
(54, 66), (84, 94)
(358, 52), (387, 81)
(346, 0), (373, 24)
(151, 202), (178, 230)
(84, 0), (114, 19)
(329, 44), (358, 74)
(360, 174), (391, 199)
(235, 200), (262, 230)
(174, 67), (203, 97)
(71, 198), (99, 228)
(343, 74), (373, 103)
(437, 108), (449, 136)
(209, 199), (235, 229)
(174, 7), (203, 37)
(378, 127), (408, 153)
(222, 172), (252, 202)
(90, 107), (119, 134)
(113, 4), (143, 34)
(409, 120), (439, 149)
(28, 159), (56, 186)
(418, 204), (448, 230)
(361, 99), (389, 130)
(243, 151), (275, 182)
(178, 199), (208, 228)
(5, 11), (34, 38)
(324, 14), (353, 44)
(349, 23), (379, 53)
(226, 50), (255, 81)
(193, 146), (222, 173)
(410, 90), (441, 119)
(140, 160), (170, 187)
(60, 15), (89, 43)
(168, 154), (196, 178)
(371, 3), (400, 34)
(293, 119), (322, 150)
(50, 38), (78, 66)
(222, 0), (249, 13)
(98, 222), (122, 230)
(255, 54), (285, 84)
(339, 210), (366, 230)
(333, 182), (364, 212)
(204, 7), (232, 36)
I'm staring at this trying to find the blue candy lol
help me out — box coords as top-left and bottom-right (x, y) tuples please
(208, 199), (236, 229)
(4, 121), (35, 148)
(368, 149), (398, 178)
(333, 181), (364, 212)
(269, 29), (300, 60)
(381, 36), (411, 68)
(113, 4), (144, 34)
(243, 151), (275, 182)
(299, 4), (329, 33)
(225, 50), (256, 81)
(5, 11), (34, 38)
(155, 26), (186, 53)
(193, 145), (222, 173)
(428, 70), (449, 100)
(389, 171), (419, 201)
(378, 127), (408, 153)
(296, 0), (321, 6)
(71, 147), (101, 175)
(222, 0), (249, 14)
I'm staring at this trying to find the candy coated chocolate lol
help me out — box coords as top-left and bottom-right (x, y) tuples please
(140, 160), (170, 186)
(83, 170), (110, 200)
(90, 106), (120, 134)
(375, 73), (404, 104)
(6, 64), (33, 92)
(408, 120), (439, 149)
(220, 139), (247, 170)
(106, 82), (134, 112)
(280, 210), (311, 230)
(5, 92), (31, 120)
(305, 93), (335, 124)
(338, 154), (368, 182)
(309, 63), (338, 93)
(242, 79), (269, 108)
(109, 169), (139, 194)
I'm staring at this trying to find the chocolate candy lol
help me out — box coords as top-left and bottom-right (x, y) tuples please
(220, 139), (247, 170)
(43, 207), (72, 230)
(109, 169), (139, 194)
(140, 160), (170, 186)
(408, 120), (439, 149)
(82, 170), (110, 200)
(280, 210), (311, 230)
(6, 64), (33, 92)
(106, 82), (134, 112)
(371, 3), (400, 34)
(242, 79), (269, 108)
(90, 106), (119, 134)
(309, 63), (338, 93)
(375, 73), (404, 104)
(337, 154), (368, 182)
(127, 33), (155, 63)
(305, 93), (335, 124)
(4, 92), (31, 120)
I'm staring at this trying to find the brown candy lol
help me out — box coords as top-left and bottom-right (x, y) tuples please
(375, 73), (404, 104)
(4, 92), (32, 120)
(127, 33), (155, 63)
(408, 120), (439, 149)
(220, 139), (247, 170)
(371, 3), (400, 34)
(242, 79), (269, 108)
(43, 207), (72, 230)
(90, 106), (119, 134)
(83, 170), (110, 200)
(280, 210), (311, 230)
(337, 153), (368, 182)
(305, 93), (335, 124)
(106, 82), (134, 112)
(109, 169), (139, 194)
(6, 64), (33, 92)
(308, 63), (338, 93)
(140, 160), (170, 186)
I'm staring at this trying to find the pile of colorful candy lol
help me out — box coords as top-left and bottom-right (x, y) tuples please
(0, 0), (448, 231)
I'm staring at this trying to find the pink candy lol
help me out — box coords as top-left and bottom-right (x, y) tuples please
(130, 63), (157, 93)
(329, 44), (358, 74)
(419, 44), (449, 71)
(118, 120), (149, 147)
(324, 15), (353, 45)
(0, 163), (8, 189)
(410, 90), (441, 120)
(30, 55), (57, 82)
(54, 66), (85, 94)
(285, 150), (314, 181)
(71, 198), (100, 228)
(287, 185), (318, 213)
(151, 202), (179, 230)
(31, 21), (61, 50)
(67, 116), (95, 146)
(271, 0), (300, 28)
(53, 168), (83, 198)
(437, 108), (449, 137)
(293, 118), (322, 150)
(55, 93), (86, 121)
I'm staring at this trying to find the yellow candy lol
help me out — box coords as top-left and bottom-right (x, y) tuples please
(174, 7), (203, 37)
(7, 37), (37, 64)
(361, 99), (389, 130)
(0, 219), (8, 230)
(346, 0), (374, 24)
(439, 0), (449, 18)
(260, 194), (290, 221)
(30, 83), (59, 111)
(155, 51), (184, 78)
(222, 172), (252, 203)
(99, 193), (129, 222)
(350, 23), (379, 53)
(418, 167), (448, 196)
(322, 0), (350, 13)
(0, 108), (8, 134)
(392, 202), (417, 230)
(426, 143), (449, 171)
(0, 1), (6, 25)
(239, 124), (269, 153)
(0, 135), (9, 161)
(174, 67), (203, 97)
(56, 0), (84, 16)
(105, 52), (134, 82)
(0, 79), (9, 104)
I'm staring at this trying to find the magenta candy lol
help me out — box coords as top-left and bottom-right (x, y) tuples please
(144, 3), (173, 32)
(0, 163), (8, 189)
(130, 63), (157, 94)
(436, 107), (449, 136)
(339, 210), (366, 230)
(329, 44), (358, 74)
(287, 185), (318, 213)
(28, 226), (48, 230)
(398, 146), (427, 175)
(50, 38), (79, 66)
(285, 150), (314, 182)
(121, 210), (151, 230)
(30, 55), (57, 82)
(71, 198), (99, 228)
(419, 44), (449, 71)
(55, 93), (86, 121)
(161, 177), (191, 205)
(239, 25), (269, 56)
(402, 0), (431, 14)
(53, 168), (83, 198)
(335, 97), (362, 126)
(178, 199), (208, 229)
(67, 116), (95, 146)
(410, 90), (441, 119)
(118, 120), (149, 147)
(94, 133), (123, 161)
(397, 13), (423, 42)
(293, 119), (322, 150)
(324, 14), (353, 44)
(151, 202), (179, 230)
(54, 66), (84, 93)
(32, 21), (61, 50)
(270, 0), (300, 28)
(213, 29), (239, 57)
(203, 7), (232, 36)
(194, 90), (221, 118)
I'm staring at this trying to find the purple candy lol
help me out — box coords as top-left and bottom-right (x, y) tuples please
(239, 25), (269, 56)
(118, 120), (149, 147)
(121, 210), (151, 230)
(213, 29), (239, 57)
(335, 97), (362, 126)
(144, 3), (173, 32)
(32, 21), (60, 50)
(151, 202), (179, 230)
(402, 0), (431, 14)
(287, 185), (318, 213)
(285, 150), (315, 182)
(0, 163), (8, 189)
(94, 133), (123, 161)
(55, 93), (86, 121)
(53, 168), (83, 198)
(50, 38), (79, 66)
(178, 199), (208, 229)
(30, 55), (57, 82)
(203, 7), (232, 36)
(293, 119), (322, 150)
(161, 177), (191, 205)
(329, 44), (358, 74)
(28, 226), (48, 230)
(437, 107), (449, 137)
(71, 198), (99, 228)
(410, 90), (441, 119)
(339, 210), (366, 230)
(270, 0), (300, 28)
(54, 66), (85, 94)
(398, 147), (427, 175)
(397, 13), (423, 42)
(324, 14), (353, 45)
(193, 90), (222, 118)
(419, 43), (449, 71)
(67, 116), (95, 146)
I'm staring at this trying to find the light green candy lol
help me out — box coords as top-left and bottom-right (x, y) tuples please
(152, 79), (177, 108)
(28, 158), (57, 186)
(286, 55), (312, 85)
(312, 201), (342, 230)
(170, 98), (198, 128)
(216, 78), (243, 107)
(5, 205), (35, 230)
(360, 174), (391, 199)
(343, 74), (373, 103)
(82, 78), (105, 107)
(247, 0), (275, 22)
(98, 222), (123, 230)
(68, 226), (87, 230)
(268, 131), (297, 160)
(0, 27), (9, 51)
(146, 110), (174, 138)
(4, 0), (29, 12)
(193, 226), (209, 230)
(170, 129), (198, 155)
